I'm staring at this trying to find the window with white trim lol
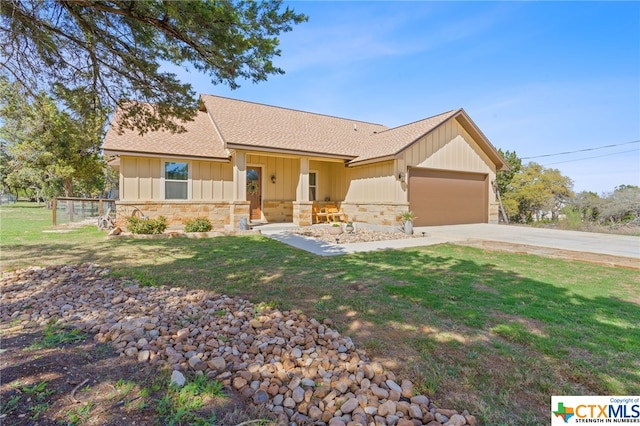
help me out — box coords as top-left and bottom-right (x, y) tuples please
(165, 161), (188, 199)
(309, 171), (317, 201)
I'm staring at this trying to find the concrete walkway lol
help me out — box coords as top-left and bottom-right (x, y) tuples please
(258, 223), (640, 264)
(259, 227), (448, 256)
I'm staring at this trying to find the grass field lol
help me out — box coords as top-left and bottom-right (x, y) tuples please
(2, 202), (639, 425)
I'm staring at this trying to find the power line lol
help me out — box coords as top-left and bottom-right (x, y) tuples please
(542, 148), (640, 166)
(522, 139), (640, 159)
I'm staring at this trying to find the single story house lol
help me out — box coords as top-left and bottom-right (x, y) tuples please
(103, 95), (507, 229)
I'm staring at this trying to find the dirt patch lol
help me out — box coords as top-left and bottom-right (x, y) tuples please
(1, 325), (158, 425)
(0, 325), (273, 425)
(470, 282), (499, 294)
(459, 240), (639, 270)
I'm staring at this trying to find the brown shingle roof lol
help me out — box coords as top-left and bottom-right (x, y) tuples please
(351, 110), (460, 163)
(103, 95), (506, 170)
(103, 107), (228, 160)
(200, 95), (388, 158)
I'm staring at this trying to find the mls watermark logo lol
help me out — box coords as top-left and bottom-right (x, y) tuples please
(551, 396), (640, 425)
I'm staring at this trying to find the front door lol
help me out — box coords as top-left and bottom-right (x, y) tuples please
(246, 167), (262, 220)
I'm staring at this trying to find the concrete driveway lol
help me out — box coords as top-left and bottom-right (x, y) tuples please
(260, 223), (639, 266)
(416, 223), (639, 263)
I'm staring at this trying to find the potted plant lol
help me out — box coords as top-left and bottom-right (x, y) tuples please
(345, 221), (354, 233)
(328, 222), (343, 235)
(400, 211), (416, 235)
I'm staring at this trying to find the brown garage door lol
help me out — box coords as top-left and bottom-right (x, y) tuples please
(409, 168), (488, 226)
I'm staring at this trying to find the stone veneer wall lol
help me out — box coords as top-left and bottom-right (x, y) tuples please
(262, 200), (293, 223)
(489, 202), (499, 224)
(229, 202), (250, 230)
(339, 202), (409, 227)
(292, 201), (313, 226)
(115, 201), (231, 228)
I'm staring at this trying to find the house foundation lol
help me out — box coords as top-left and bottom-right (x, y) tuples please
(340, 202), (410, 227)
(114, 201), (232, 228)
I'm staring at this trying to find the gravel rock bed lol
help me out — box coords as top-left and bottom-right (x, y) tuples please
(1, 264), (477, 426)
(292, 225), (423, 245)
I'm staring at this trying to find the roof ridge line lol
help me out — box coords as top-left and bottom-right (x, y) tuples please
(372, 109), (461, 135)
(200, 94), (388, 127)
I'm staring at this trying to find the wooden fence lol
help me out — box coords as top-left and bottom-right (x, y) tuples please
(52, 197), (116, 226)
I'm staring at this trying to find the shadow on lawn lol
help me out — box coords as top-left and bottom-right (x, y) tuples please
(3, 235), (639, 424)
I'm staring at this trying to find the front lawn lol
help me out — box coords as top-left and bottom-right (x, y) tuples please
(2, 203), (638, 425)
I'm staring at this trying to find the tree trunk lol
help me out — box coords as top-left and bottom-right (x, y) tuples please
(63, 178), (74, 197)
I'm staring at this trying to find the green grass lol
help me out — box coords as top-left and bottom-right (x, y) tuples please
(0, 394), (21, 416)
(156, 374), (225, 425)
(21, 381), (54, 421)
(66, 401), (94, 425)
(1, 202), (638, 425)
(27, 320), (87, 350)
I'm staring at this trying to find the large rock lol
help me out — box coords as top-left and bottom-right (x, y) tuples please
(170, 370), (186, 387)
(0, 264), (478, 426)
(378, 400), (397, 417)
(340, 398), (359, 414)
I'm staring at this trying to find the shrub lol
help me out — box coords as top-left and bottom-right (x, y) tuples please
(561, 207), (583, 231)
(126, 215), (168, 234)
(184, 217), (212, 232)
(400, 211), (416, 222)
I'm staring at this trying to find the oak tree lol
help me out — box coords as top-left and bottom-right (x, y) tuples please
(1, 0), (307, 133)
(502, 162), (574, 222)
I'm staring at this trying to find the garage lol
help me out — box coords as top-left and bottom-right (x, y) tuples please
(409, 168), (488, 226)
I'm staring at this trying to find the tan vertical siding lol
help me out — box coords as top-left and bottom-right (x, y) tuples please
(120, 156), (161, 201)
(309, 160), (346, 202)
(403, 120), (495, 174)
(246, 154), (299, 201)
(344, 160), (398, 203)
(120, 156), (232, 202)
(191, 160), (233, 201)
(121, 157), (138, 200)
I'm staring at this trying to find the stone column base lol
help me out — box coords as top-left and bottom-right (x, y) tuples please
(292, 201), (313, 226)
(230, 201), (250, 230)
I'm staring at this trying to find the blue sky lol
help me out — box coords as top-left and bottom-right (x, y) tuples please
(182, 1), (639, 194)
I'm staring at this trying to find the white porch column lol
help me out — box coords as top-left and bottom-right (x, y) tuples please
(230, 151), (250, 229)
(297, 156), (310, 202)
(293, 157), (312, 226)
(233, 151), (247, 201)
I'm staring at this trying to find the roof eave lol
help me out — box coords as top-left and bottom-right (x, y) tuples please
(346, 155), (396, 167)
(226, 143), (356, 161)
(103, 149), (230, 162)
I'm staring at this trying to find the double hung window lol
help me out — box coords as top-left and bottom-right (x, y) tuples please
(165, 162), (188, 199)
(309, 171), (317, 201)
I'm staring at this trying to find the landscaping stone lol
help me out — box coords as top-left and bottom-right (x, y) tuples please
(0, 264), (475, 425)
(170, 370), (186, 387)
(444, 414), (467, 426)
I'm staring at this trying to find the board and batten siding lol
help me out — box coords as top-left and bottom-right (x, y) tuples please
(191, 161), (234, 201)
(399, 119), (498, 201)
(344, 160), (399, 203)
(402, 119), (496, 175)
(309, 160), (352, 202)
(120, 156), (161, 201)
(247, 154), (299, 201)
(119, 156), (234, 201)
